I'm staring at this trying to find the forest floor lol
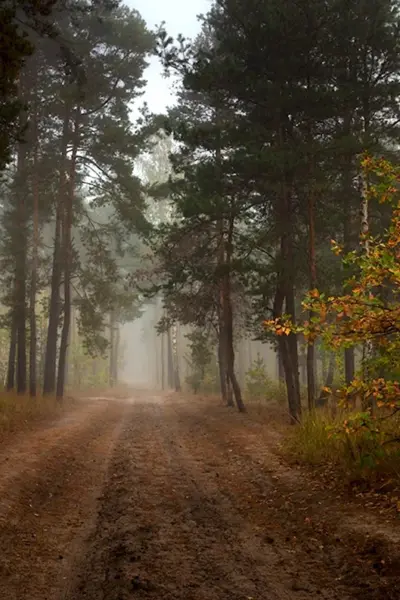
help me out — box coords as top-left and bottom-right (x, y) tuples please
(1, 392), (400, 600)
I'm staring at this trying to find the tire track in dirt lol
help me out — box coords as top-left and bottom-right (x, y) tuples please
(66, 395), (354, 600)
(0, 397), (128, 600)
(170, 397), (400, 600)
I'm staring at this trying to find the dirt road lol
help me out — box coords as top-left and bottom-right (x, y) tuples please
(1, 393), (400, 600)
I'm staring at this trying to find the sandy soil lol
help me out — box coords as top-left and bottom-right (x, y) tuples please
(1, 392), (400, 600)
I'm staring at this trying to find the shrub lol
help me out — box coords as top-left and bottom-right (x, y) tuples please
(245, 354), (287, 404)
(284, 408), (400, 487)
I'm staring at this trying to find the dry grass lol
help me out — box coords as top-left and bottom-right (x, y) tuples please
(0, 391), (75, 440)
(283, 409), (400, 488)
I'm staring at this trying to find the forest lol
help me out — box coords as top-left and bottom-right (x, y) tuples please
(2, 0), (400, 485)
(3, 1), (400, 599)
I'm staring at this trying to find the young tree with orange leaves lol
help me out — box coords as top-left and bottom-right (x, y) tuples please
(266, 156), (400, 413)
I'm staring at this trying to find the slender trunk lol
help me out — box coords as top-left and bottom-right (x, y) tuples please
(15, 84), (28, 395)
(217, 330), (227, 400)
(277, 113), (301, 422)
(43, 101), (71, 395)
(109, 311), (116, 388)
(274, 280), (299, 424)
(70, 304), (76, 387)
(218, 224), (233, 407)
(29, 267), (37, 397)
(300, 343), (307, 386)
(224, 216), (245, 412)
(155, 325), (160, 388)
(167, 327), (174, 389)
(161, 332), (165, 390)
(113, 324), (120, 386)
(174, 324), (181, 392)
(285, 281), (302, 419)
(316, 353), (335, 407)
(342, 129), (356, 386)
(307, 174), (317, 410)
(277, 346), (284, 381)
(283, 190), (301, 419)
(6, 313), (17, 391)
(29, 74), (39, 397)
(56, 107), (80, 399)
(360, 151), (373, 409)
(214, 105), (235, 407)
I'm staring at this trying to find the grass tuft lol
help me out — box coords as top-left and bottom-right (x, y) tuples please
(0, 392), (73, 439)
(284, 409), (400, 489)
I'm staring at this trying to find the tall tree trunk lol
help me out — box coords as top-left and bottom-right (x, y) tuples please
(282, 195), (302, 420)
(214, 105), (235, 407)
(277, 346), (284, 381)
(285, 282), (302, 419)
(217, 325), (228, 401)
(316, 353), (335, 407)
(113, 323), (120, 386)
(29, 73), (39, 397)
(217, 226), (233, 407)
(305, 71), (318, 411)
(15, 81), (29, 395)
(161, 332), (165, 390)
(167, 327), (174, 389)
(359, 150), (373, 409)
(155, 323), (160, 388)
(307, 169), (317, 410)
(299, 340), (306, 386)
(274, 282), (299, 424)
(224, 215), (245, 412)
(56, 106), (80, 399)
(342, 127), (356, 386)
(173, 324), (181, 392)
(109, 311), (116, 388)
(277, 113), (301, 422)
(343, 205), (355, 387)
(43, 101), (71, 395)
(6, 312), (17, 391)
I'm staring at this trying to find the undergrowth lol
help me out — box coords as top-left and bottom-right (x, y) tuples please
(284, 409), (400, 488)
(0, 392), (73, 438)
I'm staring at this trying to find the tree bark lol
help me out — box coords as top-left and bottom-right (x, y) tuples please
(29, 71), (39, 397)
(217, 325), (228, 401)
(316, 353), (335, 407)
(113, 323), (120, 386)
(15, 82), (28, 395)
(6, 313), (17, 391)
(283, 215), (302, 420)
(173, 324), (181, 392)
(109, 311), (116, 388)
(276, 112), (302, 422)
(167, 327), (174, 389)
(342, 122), (356, 387)
(43, 100), (71, 395)
(161, 331), (165, 390)
(224, 215), (245, 412)
(307, 174), (317, 410)
(56, 106), (80, 399)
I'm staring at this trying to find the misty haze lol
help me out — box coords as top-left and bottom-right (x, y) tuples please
(0, 0), (400, 599)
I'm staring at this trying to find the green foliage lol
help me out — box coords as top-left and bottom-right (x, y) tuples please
(185, 329), (218, 394)
(156, 0), (400, 420)
(245, 354), (287, 405)
(285, 409), (400, 487)
(245, 354), (270, 401)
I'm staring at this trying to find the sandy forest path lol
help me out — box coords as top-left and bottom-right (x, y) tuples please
(1, 393), (400, 600)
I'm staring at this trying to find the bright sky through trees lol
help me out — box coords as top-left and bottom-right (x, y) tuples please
(127, 0), (210, 113)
